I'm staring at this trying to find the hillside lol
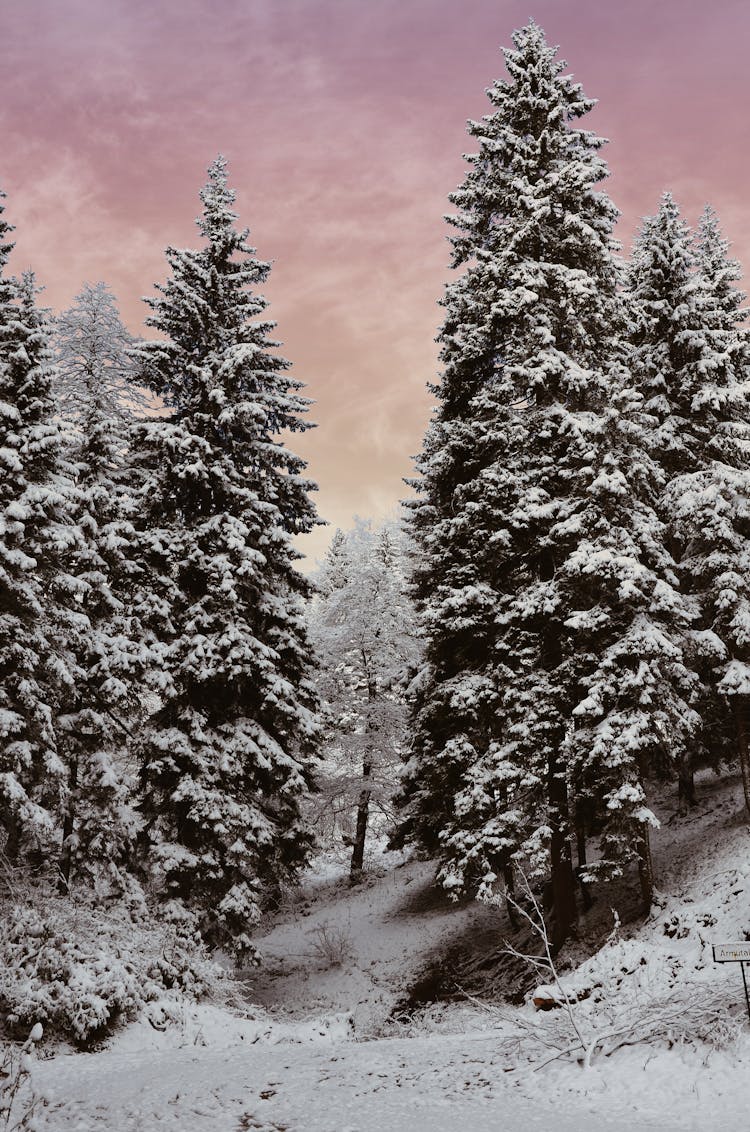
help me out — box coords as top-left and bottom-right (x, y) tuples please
(21, 767), (750, 1131)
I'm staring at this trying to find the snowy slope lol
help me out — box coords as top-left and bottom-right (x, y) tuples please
(244, 856), (502, 1033)
(27, 769), (750, 1131)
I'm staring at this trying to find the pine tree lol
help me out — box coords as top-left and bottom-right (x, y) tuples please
(691, 209), (750, 809)
(317, 528), (352, 596)
(51, 282), (148, 892)
(625, 197), (702, 484)
(130, 157), (320, 958)
(0, 195), (76, 864)
(627, 199), (750, 809)
(397, 23), (696, 944)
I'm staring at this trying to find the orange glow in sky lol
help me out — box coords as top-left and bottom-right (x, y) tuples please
(4, 0), (750, 565)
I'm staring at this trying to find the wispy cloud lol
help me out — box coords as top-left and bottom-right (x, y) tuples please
(4, 0), (750, 566)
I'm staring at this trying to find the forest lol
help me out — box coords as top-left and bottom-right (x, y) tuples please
(2, 17), (750, 1132)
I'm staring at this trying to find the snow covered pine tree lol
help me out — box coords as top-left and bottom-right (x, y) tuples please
(52, 282), (150, 892)
(397, 22), (697, 947)
(626, 197), (750, 811)
(130, 157), (320, 959)
(0, 191), (81, 870)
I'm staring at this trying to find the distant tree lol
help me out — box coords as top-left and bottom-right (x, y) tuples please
(51, 282), (150, 892)
(129, 157), (320, 958)
(318, 528), (351, 596)
(54, 281), (150, 431)
(310, 520), (418, 883)
(626, 197), (750, 810)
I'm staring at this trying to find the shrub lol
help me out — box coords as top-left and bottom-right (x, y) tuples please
(0, 890), (222, 1047)
(310, 922), (354, 968)
(0, 1026), (44, 1130)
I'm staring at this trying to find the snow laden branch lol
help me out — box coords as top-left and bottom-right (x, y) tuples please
(490, 872), (741, 1072)
(0, 1025), (44, 1131)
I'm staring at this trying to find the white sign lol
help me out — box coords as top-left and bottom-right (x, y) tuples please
(713, 943), (750, 963)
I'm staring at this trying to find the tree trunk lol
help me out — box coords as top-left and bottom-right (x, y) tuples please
(575, 809), (593, 911)
(549, 752), (577, 951)
(734, 697), (750, 816)
(677, 754), (696, 812)
(636, 825), (654, 910)
(349, 759), (372, 885)
(503, 861), (518, 931)
(2, 816), (20, 867)
(58, 757), (78, 895)
(539, 548), (576, 951)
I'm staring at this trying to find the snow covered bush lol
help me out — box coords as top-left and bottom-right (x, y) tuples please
(0, 893), (222, 1046)
(0, 905), (139, 1044)
(0, 1025), (43, 1131)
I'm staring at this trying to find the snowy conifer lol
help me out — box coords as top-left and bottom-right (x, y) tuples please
(318, 528), (351, 597)
(0, 198), (77, 863)
(690, 210), (750, 808)
(130, 157), (320, 957)
(397, 24), (696, 943)
(51, 283), (149, 891)
(628, 198), (750, 808)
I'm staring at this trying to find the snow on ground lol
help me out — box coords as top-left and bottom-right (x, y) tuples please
(31, 1011), (750, 1131)
(26, 770), (750, 1131)
(243, 852), (502, 1034)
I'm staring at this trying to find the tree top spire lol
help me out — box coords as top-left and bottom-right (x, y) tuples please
(0, 187), (15, 275)
(197, 154), (240, 245)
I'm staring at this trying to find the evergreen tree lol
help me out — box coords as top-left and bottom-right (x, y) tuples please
(627, 198), (750, 809)
(397, 24), (696, 945)
(130, 157), (320, 958)
(317, 528), (351, 597)
(51, 282), (148, 892)
(624, 197), (701, 484)
(691, 209), (750, 809)
(0, 196), (76, 863)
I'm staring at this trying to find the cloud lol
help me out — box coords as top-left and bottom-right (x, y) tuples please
(5, 0), (750, 556)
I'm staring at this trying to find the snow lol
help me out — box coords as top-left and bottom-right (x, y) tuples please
(244, 856), (499, 1034)
(24, 768), (750, 1132)
(29, 1006), (750, 1132)
(719, 658), (750, 695)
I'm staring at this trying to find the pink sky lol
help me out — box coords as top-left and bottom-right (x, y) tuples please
(3, 0), (750, 565)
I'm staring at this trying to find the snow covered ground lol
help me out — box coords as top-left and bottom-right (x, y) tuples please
(243, 854), (502, 1033)
(31, 1008), (750, 1131)
(26, 769), (750, 1131)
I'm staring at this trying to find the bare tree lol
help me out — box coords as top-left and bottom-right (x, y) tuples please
(494, 872), (737, 1071)
(310, 520), (419, 882)
(54, 280), (151, 432)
